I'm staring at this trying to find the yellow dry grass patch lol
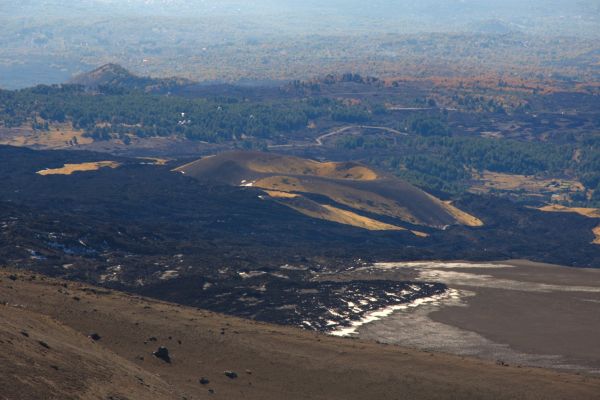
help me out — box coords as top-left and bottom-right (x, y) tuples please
(538, 205), (600, 219)
(0, 123), (93, 149)
(263, 190), (300, 199)
(281, 199), (405, 232)
(440, 200), (484, 227)
(411, 230), (430, 238)
(470, 171), (584, 195)
(37, 161), (120, 176)
(248, 156), (378, 181)
(264, 187), (427, 235)
(138, 157), (169, 166)
(254, 176), (421, 225)
(593, 226), (600, 245)
(316, 204), (405, 231)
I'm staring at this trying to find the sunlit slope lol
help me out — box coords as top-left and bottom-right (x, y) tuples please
(267, 192), (410, 232)
(176, 151), (482, 231)
(37, 161), (120, 175)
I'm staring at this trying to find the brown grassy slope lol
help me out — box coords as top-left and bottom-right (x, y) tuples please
(1, 270), (600, 400)
(175, 151), (379, 182)
(0, 123), (93, 149)
(177, 151), (482, 229)
(276, 195), (407, 231)
(262, 190), (426, 233)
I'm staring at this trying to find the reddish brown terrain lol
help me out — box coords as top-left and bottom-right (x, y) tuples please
(2, 269), (600, 400)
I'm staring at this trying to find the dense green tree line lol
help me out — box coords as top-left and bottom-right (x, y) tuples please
(0, 85), (372, 143)
(340, 134), (600, 205)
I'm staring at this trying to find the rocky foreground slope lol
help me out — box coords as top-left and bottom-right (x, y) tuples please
(1, 268), (599, 400)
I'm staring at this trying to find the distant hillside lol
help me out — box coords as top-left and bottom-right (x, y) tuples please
(176, 151), (483, 232)
(70, 63), (194, 91)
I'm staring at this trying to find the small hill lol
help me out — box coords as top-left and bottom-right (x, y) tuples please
(70, 63), (193, 91)
(70, 63), (136, 87)
(2, 269), (599, 400)
(176, 151), (483, 232)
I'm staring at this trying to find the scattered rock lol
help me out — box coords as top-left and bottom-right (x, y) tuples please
(20, 330), (29, 338)
(245, 369), (252, 375)
(199, 378), (210, 385)
(8, 275), (17, 281)
(208, 389), (215, 394)
(147, 336), (158, 342)
(88, 333), (101, 341)
(224, 371), (238, 379)
(72, 296), (81, 301)
(38, 340), (51, 349)
(153, 346), (171, 363)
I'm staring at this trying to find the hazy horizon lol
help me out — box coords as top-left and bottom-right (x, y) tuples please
(1, 0), (599, 88)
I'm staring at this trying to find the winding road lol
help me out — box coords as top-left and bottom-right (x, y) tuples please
(269, 125), (408, 149)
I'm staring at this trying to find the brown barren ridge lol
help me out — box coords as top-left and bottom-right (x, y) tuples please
(1, 269), (599, 400)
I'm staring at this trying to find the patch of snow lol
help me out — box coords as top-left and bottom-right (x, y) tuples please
(238, 271), (267, 279)
(330, 289), (458, 337)
(159, 270), (180, 280)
